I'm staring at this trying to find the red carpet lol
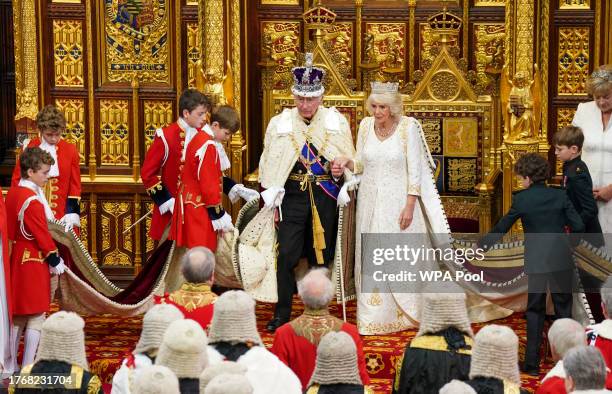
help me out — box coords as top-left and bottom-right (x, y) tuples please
(75, 299), (551, 393)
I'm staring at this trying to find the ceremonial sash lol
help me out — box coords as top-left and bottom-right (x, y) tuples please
(301, 143), (340, 200)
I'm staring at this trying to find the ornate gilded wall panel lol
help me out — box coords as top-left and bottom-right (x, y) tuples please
(143, 100), (174, 151)
(145, 201), (155, 254)
(53, 20), (84, 87)
(558, 27), (590, 95)
(474, 24), (505, 90)
(557, 107), (577, 128)
(261, 0), (299, 4)
(559, 0), (590, 9)
(261, 21), (301, 90)
(100, 200), (132, 266)
(420, 23), (459, 70)
(55, 98), (86, 165)
(474, 0), (504, 5)
(420, 118), (442, 155)
(446, 158), (477, 193)
(100, 0), (170, 83)
(324, 22), (353, 73)
(99, 99), (130, 166)
(515, 0), (535, 74)
(365, 22), (405, 78)
(186, 23), (200, 88)
(203, 0), (224, 73)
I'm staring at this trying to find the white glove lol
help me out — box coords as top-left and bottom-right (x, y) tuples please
(60, 213), (80, 232)
(211, 212), (235, 233)
(229, 184), (260, 203)
(49, 258), (66, 275)
(261, 187), (285, 209)
(159, 197), (175, 215)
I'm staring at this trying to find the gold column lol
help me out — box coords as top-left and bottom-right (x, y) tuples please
(13, 0), (40, 136)
(203, 0), (225, 75)
(131, 78), (141, 181)
(538, 0), (549, 149)
(606, 0), (612, 64)
(462, 0), (469, 58)
(408, 0), (416, 79)
(85, 0), (97, 179)
(515, 0), (534, 75)
(356, 0), (363, 88)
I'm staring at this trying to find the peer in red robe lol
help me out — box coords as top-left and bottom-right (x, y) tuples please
(271, 308), (370, 389)
(156, 283), (217, 330)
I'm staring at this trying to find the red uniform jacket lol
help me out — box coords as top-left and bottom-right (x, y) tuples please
(141, 122), (197, 240)
(169, 132), (224, 251)
(155, 283), (217, 331)
(5, 185), (58, 315)
(0, 186), (12, 320)
(12, 138), (81, 220)
(271, 315), (370, 389)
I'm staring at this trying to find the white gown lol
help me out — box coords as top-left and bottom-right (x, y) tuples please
(573, 101), (612, 255)
(354, 116), (436, 335)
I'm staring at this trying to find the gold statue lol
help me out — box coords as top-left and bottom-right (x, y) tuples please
(363, 32), (376, 64)
(500, 64), (542, 142)
(195, 59), (234, 107)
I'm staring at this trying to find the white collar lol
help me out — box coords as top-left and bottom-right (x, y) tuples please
(203, 123), (215, 138)
(38, 139), (60, 177)
(543, 360), (565, 382)
(178, 117), (196, 134)
(18, 179), (55, 221)
(178, 117), (199, 160)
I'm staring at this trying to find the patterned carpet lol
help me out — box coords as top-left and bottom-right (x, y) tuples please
(75, 298), (552, 393)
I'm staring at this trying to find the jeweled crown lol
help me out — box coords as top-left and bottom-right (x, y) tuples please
(591, 69), (612, 82)
(291, 53), (326, 97)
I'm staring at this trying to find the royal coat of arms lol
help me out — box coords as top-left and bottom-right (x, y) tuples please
(103, 0), (169, 83)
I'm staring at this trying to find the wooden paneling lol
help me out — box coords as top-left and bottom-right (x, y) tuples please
(0, 0), (16, 182)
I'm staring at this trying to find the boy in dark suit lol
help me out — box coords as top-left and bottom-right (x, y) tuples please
(479, 153), (584, 376)
(554, 125), (605, 321)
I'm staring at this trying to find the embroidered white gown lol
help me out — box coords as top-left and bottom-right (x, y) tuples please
(354, 116), (435, 335)
(573, 101), (612, 255)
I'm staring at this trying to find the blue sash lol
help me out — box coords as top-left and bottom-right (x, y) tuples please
(301, 143), (340, 200)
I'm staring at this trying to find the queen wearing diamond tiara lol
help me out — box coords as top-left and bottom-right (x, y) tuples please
(335, 81), (448, 334)
(572, 65), (612, 255)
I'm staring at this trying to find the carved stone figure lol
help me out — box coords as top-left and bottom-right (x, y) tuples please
(500, 65), (542, 142)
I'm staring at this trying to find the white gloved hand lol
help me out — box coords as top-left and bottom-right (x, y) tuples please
(49, 258), (66, 275)
(211, 212), (235, 233)
(261, 187), (285, 209)
(159, 197), (175, 215)
(229, 184), (260, 203)
(60, 213), (80, 232)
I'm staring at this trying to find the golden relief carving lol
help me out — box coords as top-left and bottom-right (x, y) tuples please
(474, 24), (505, 91)
(261, 0), (299, 4)
(323, 22), (353, 72)
(557, 108), (576, 128)
(143, 101), (174, 151)
(203, 0), (224, 75)
(122, 216), (133, 253)
(101, 0), (170, 83)
(13, 0), (39, 122)
(443, 117), (478, 157)
(560, 0), (590, 9)
(101, 201), (131, 266)
(100, 100), (130, 166)
(53, 20), (84, 87)
(500, 65), (542, 143)
(474, 0), (504, 5)
(539, 0), (550, 140)
(441, 197), (480, 220)
(420, 23), (459, 70)
(515, 0), (534, 74)
(419, 118), (442, 154)
(186, 23), (200, 88)
(231, 0), (242, 110)
(55, 98), (86, 165)
(261, 22), (301, 90)
(558, 27), (590, 96)
(447, 158), (477, 192)
(429, 71), (460, 101)
(365, 23), (405, 79)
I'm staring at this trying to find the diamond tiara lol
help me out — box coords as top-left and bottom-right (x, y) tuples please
(591, 69), (612, 83)
(370, 81), (399, 94)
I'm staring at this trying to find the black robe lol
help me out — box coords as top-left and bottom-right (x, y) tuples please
(392, 327), (472, 394)
(10, 360), (103, 394)
(305, 383), (369, 393)
(465, 376), (530, 394)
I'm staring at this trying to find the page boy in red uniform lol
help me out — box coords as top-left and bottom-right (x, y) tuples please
(141, 89), (212, 241)
(6, 147), (66, 370)
(11, 106), (81, 232)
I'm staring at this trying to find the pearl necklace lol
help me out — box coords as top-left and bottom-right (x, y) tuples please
(374, 121), (397, 138)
